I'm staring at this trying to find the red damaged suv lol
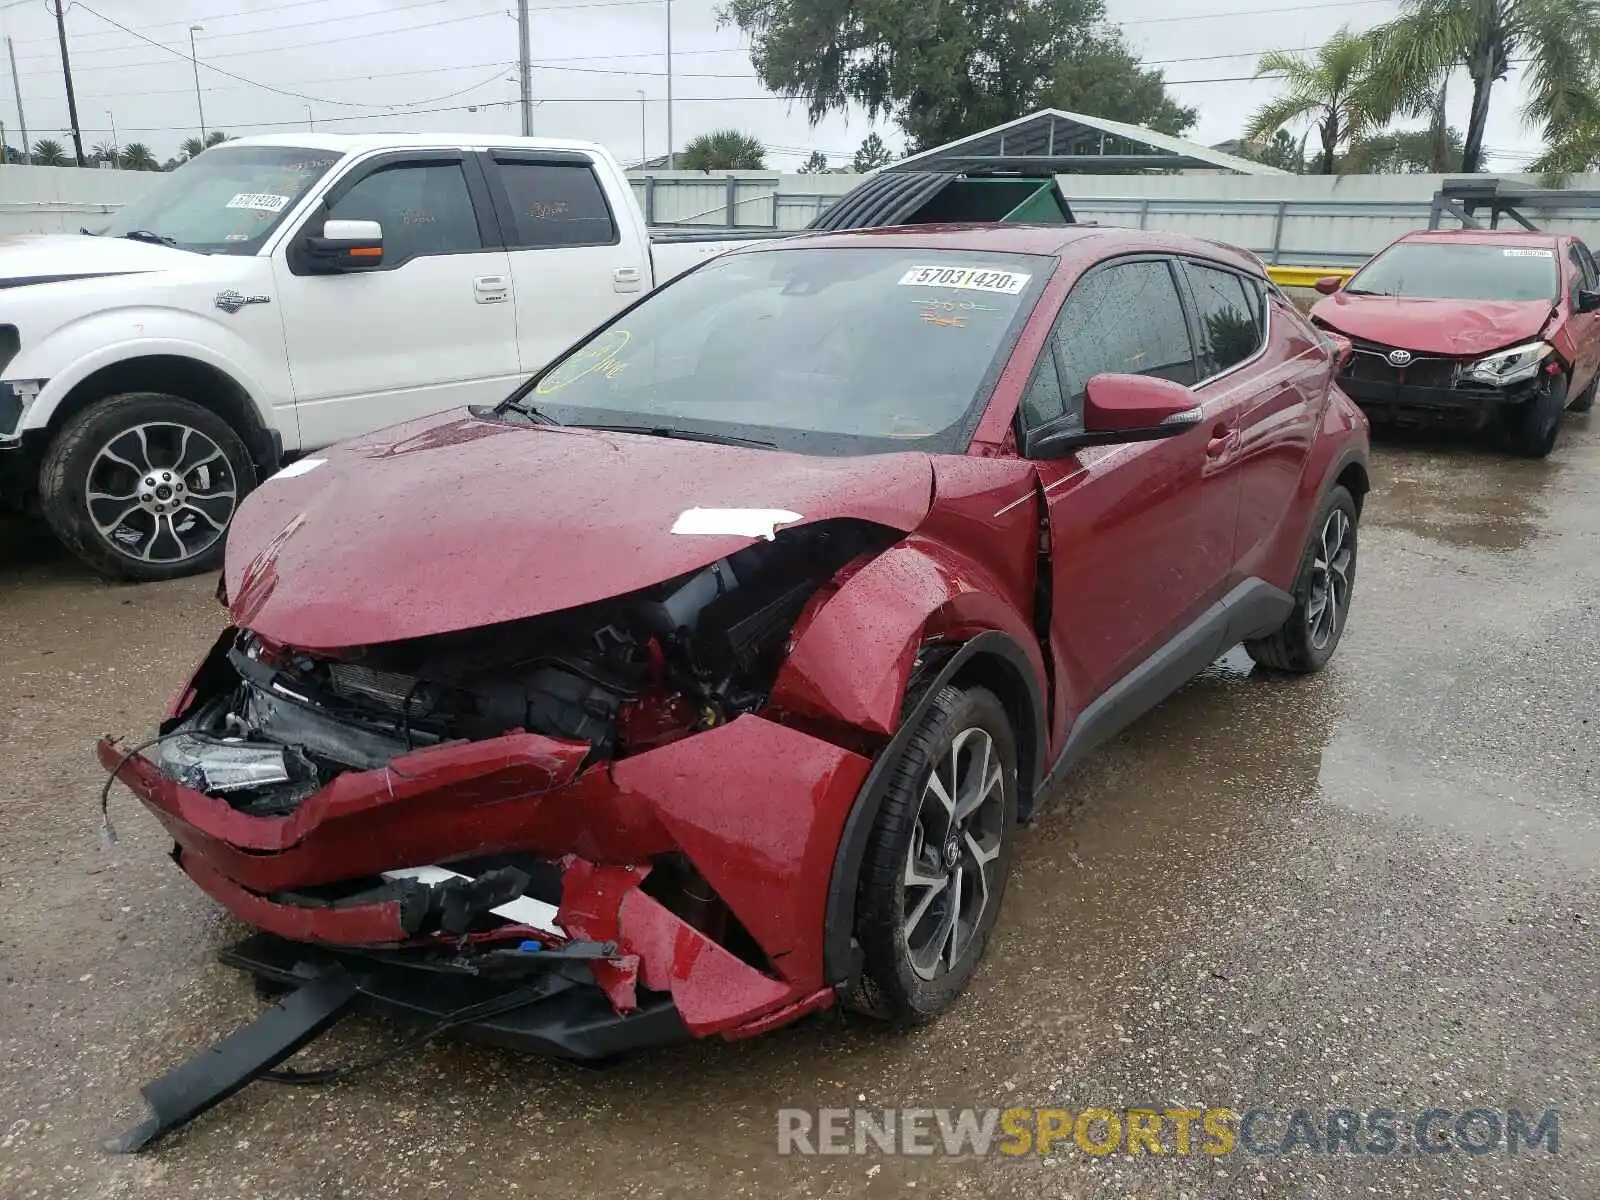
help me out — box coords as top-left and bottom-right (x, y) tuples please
(1310, 228), (1600, 456)
(102, 227), (1369, 1071)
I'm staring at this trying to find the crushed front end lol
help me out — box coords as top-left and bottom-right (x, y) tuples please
(101, 519), (901, 1056)
(1333, 336), (1564, 428)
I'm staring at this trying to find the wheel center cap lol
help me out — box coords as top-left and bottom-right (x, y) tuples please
(942, 835), (961, 870)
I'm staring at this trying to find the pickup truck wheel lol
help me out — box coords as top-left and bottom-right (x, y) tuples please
(848, 685), (1018, 1025)
(1505, 374), (1566, 457)
(1245, 485), (1358, 674)
(39, 393), (256, 582)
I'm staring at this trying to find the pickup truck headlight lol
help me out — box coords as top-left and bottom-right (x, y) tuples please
(1462, 340), (1554, 387)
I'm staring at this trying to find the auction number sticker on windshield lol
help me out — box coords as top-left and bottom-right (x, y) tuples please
(897, 265), (1031, 294)
(226, 192), (291, 213)
(1503, 248), (1554, 257)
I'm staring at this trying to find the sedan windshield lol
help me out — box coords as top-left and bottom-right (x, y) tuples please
(507, 246), (1050, 455)
(1345, 241), (1559, 302)
(94, 145), (343, 255)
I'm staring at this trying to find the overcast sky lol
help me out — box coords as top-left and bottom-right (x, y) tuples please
(0, 0), (1548, 170)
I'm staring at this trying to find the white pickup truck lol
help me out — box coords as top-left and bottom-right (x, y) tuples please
(0, 132), (1073, 580)
(0, 133), (753, 580)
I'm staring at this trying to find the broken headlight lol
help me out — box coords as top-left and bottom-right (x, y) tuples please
(1462, 341), (1553, 387)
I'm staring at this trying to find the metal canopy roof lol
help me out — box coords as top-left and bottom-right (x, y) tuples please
(890, 109), (1291, 176)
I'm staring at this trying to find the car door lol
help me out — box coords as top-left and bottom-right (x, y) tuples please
(1021, 256), (1244, 725)
(1180, 260), (1322, 581)
(481, 150), (653, 375)
(273, 150), (520, 449)
(1566, 240), (1600, 396)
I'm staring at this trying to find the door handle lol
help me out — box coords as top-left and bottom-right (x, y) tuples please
(1205, 424), (1234, 458)
(613, 266), (643, 293)
(473, 275), (509, 303)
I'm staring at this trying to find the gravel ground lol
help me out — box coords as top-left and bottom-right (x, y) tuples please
(1, 415), (1595, 1199)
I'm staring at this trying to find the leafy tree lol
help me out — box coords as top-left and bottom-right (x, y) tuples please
(119, 143), (158, 172)
(206, 130), (230, 147)
(1365, 0), (1600, 173)
(722, 0), (1194, 152)
(161, 157), (182, 172)
(31, 138), (67, 166)
(1239, 128), (1307, 172)
(679, 128), (767, 171)
(92, 140), (119, 166)
(798, 150), (830, 173)
(1040, 29), (1197, 137)
(851, 131), (896, 171)
(1340, 124), (1465, 173)
(1248, 28), (1379, 175)
(1, 142), (22, 164)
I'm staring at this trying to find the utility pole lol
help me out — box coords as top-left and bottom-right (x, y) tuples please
(189, 26), (207, 143)
(51, 0), (85, 167)
(304, 104), (314, 131)
(665, 0), (674, 168)
(516, 0), (533, 136)
(106, 108), (117, 167)
(637, 89), (646, 167)
(6, 36), (30, 165)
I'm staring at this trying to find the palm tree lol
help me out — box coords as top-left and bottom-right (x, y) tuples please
(1247, 28), (1378, 175)
(679, 129), (767, 172)
(180, 136), (206, 160)
(92, 140), (119, 166)
(1365, 0), (1600, 173)
(205, 130), (230, 147)
(119, 143), (158, 172)
(31, 138), (67, 166)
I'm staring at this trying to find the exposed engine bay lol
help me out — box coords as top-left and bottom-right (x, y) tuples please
(157, 519), (898, 815)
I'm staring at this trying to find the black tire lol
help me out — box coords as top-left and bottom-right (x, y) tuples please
(1505, 374), (1566, 457)
(849, 685), (1018, 1025)
(1245, 485), (1358, 674)
(39, 392), (256, 583)
(1569, 374), (1596, 412)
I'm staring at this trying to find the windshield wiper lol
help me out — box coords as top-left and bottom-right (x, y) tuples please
(80, 226), (100, 236)
(120, 230), (179, 247)
(574, 423), (776, 449)
(493, 398), (562, 425)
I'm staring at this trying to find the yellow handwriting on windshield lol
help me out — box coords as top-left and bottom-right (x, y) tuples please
(535, 329), (631, 395)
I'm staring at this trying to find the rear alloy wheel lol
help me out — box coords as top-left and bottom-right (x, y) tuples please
(850, 685), (1018, 1024)
(1245, 485), (1358, 674)
(1505, 373), (1566, 458)
(40, 392), (256, 582)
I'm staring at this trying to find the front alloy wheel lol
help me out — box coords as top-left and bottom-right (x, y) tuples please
(851, 684), (1018, 1024)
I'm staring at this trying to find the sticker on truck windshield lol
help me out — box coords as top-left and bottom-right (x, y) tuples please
(1503, 248), (1554, 257)
(897, 265), (1031, 294)
(226, 192), (291, 213)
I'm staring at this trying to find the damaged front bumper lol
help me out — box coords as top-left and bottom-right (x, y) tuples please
(99, 708), (871, 1051)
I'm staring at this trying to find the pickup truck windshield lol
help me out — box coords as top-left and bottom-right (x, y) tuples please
(94, 146), (343, 255)
(1345, 241), (1559, 302)
(511, 246), (1049, 455)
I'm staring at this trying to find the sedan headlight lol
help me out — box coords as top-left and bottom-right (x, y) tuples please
(1462, 340), (1554, 387)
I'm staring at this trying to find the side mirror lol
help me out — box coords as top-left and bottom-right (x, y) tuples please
(1577, 287), (1600, 313)
(1314, 275), (1344, 295)
(305, 218), (384, 271)
(1024, 374), (1202, 459)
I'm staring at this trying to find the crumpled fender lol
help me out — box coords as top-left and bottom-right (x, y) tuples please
(769, 533), (1045, 737)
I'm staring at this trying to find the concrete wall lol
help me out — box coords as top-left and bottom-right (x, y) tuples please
(0, 164), (160, 236)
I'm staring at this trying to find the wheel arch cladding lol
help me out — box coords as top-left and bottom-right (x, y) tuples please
(1335, 458), (1370, 515)
(50, 355), (275, 473)
(818, 631), (1047, 990)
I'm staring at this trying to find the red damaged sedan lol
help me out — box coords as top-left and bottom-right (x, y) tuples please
(102, 227), (1369, 1076)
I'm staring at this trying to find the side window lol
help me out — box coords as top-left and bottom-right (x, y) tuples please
(1569, 242), (1598, 299)
(1054, 260), (1196, 408)
(1021, 351), (1066, 427)
(1579, 242), (1600, 287)
(326, 162), (482, 265)
(494, 161), (618, 248)
(1185, 262), (1265, 378)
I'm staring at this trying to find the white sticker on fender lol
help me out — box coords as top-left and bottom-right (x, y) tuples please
(897, 265), (1031, 294)
(268, 457), (325, 481)
(671, 507), (803, 540)
(226, 192), (291, 212)
(1503, 248), (1554, 257)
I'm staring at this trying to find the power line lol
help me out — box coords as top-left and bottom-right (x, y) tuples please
(1119, 0), (1396, 25)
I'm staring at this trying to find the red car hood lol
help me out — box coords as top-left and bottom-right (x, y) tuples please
(224, 411), (934, 650)
(1311, 293), (1555, 357)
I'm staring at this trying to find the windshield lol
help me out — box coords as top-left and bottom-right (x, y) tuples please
(94, 145), (343, 255)
(1345, 241), (1559, 303)
(507, 246), (1049, 455)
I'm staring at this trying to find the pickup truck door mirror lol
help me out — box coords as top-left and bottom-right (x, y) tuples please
(305, 218), (384, 272)
(1023, 373), (1203, 459)
(1576, 287), (1600, 314)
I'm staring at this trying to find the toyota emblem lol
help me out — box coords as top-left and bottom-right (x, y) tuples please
(1386, 349), (1414, 367)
